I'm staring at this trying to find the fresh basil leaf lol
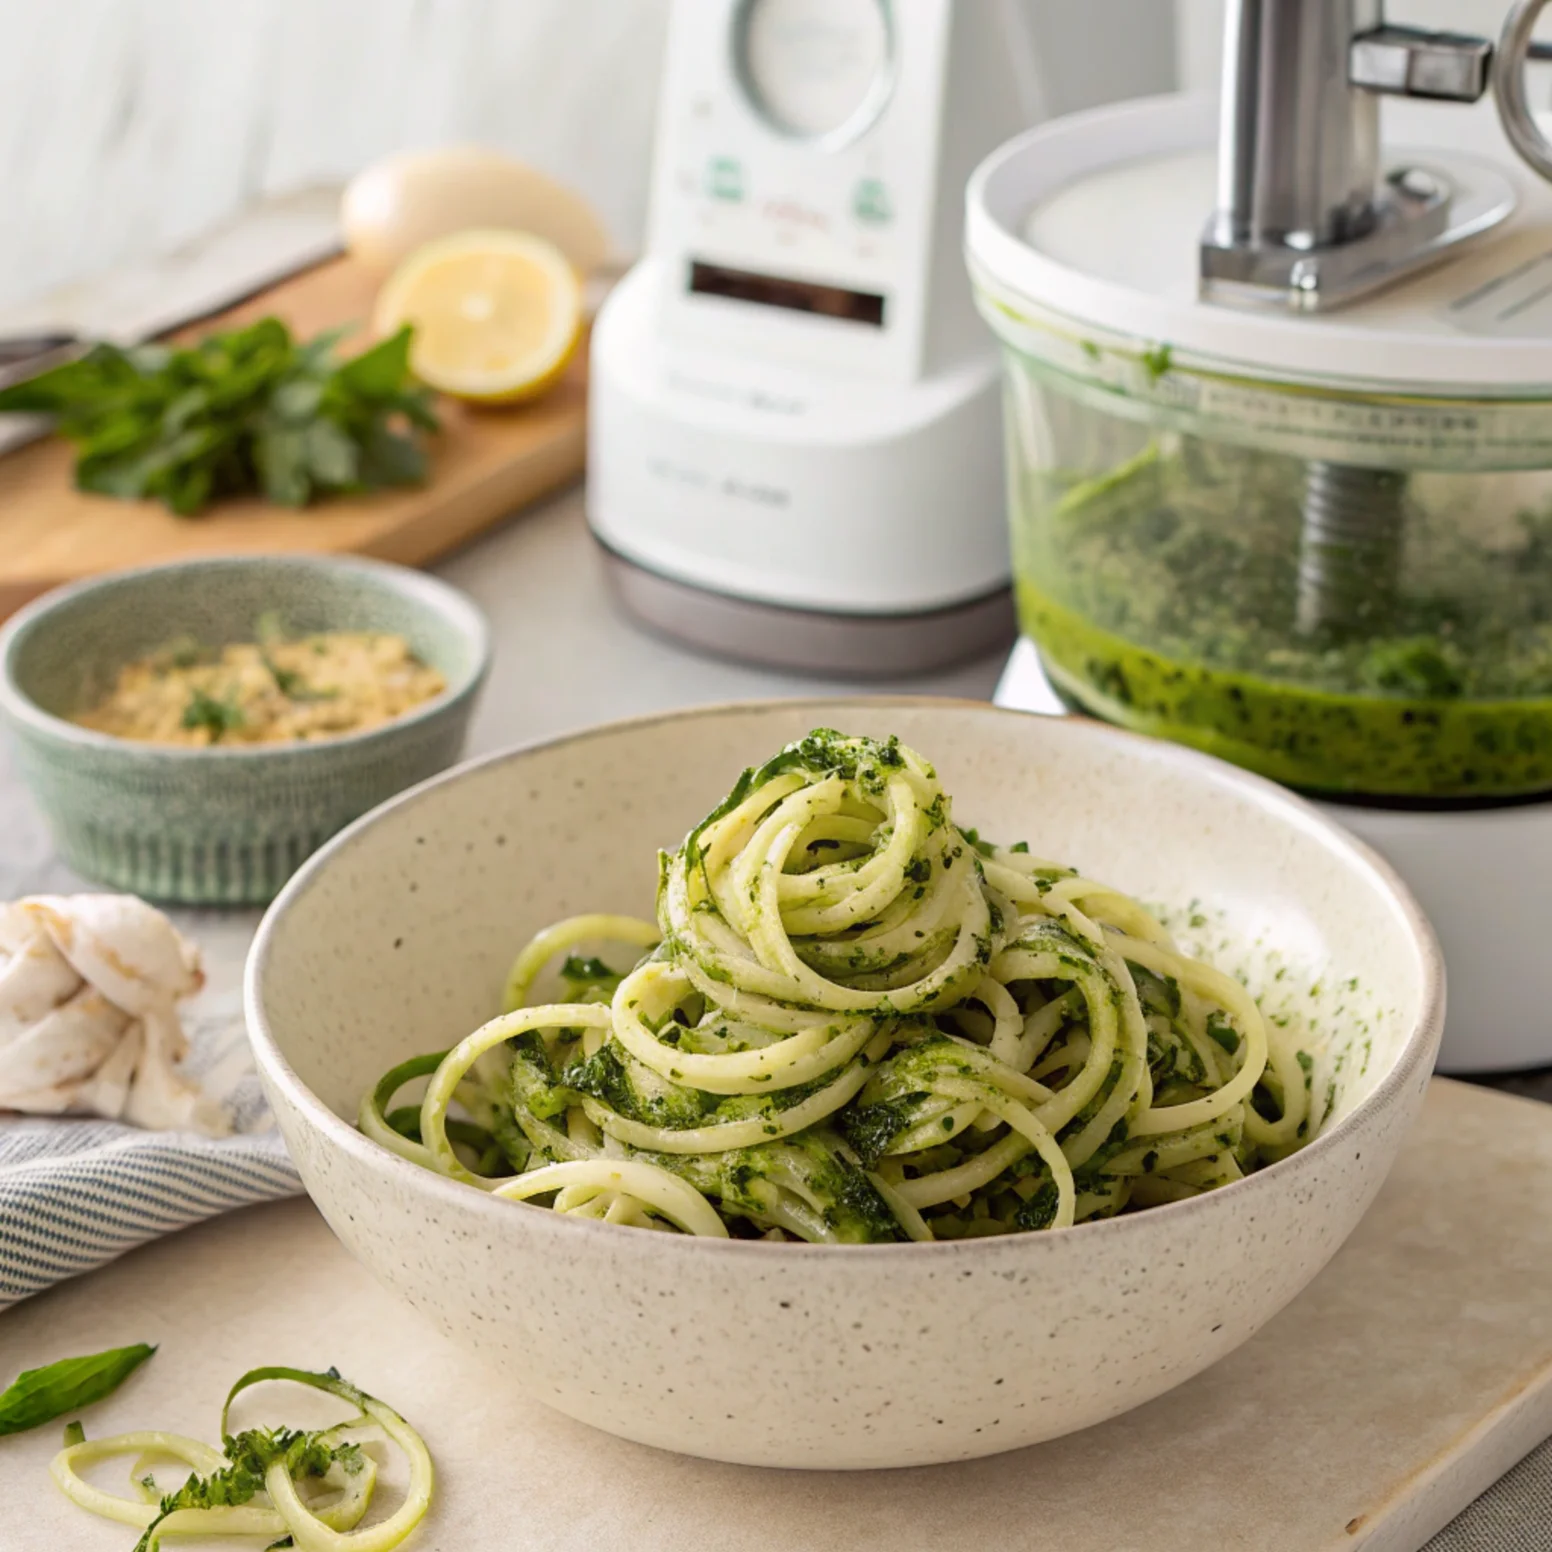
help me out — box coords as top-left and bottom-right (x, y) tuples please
(163, 386), (212, 434)
(83, 426), (221, 503)
(157, 425), (224, 468)
(256, 425), (311, 507)
(358, 420), (428, 488)
(336, 326), (414, 399)
(77, 447), (162, 499)
(0, 358), (101, 415)
(401, 391), (441, 433)
(304, 418), (360, 487)
(77, 410), (162, 462)
(271, 378), (324, 424)
(295, 326), (350, 370)
(166, 462), (215, 518)
(0, 1343), (156, 1437)
(224, 317), (291, 361)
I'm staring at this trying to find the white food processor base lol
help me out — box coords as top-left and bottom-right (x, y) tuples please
(586, 262), (1015, 676)
(597, 549), (1015, 678)
(994, 638), (1552, 1075)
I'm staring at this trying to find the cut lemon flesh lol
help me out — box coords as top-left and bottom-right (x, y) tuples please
(373, 228), (582, 404)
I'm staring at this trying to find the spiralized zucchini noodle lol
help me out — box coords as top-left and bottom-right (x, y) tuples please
(362, 730), (1314, 1242)
(50, 1365), (432, 1552)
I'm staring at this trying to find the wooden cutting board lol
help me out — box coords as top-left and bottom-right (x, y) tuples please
(2, 1077), (1550, 1552)
(0, 256), (589, 622)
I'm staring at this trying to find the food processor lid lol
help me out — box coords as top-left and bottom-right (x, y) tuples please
(966, 92), (1552, 397)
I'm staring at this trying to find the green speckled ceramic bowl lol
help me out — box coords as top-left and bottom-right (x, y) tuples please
(0, 555), (490, 905)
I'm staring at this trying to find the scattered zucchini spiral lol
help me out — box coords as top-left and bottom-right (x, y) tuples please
(50, 1366), (432, 1552)
(362, 730), (1314, 1242)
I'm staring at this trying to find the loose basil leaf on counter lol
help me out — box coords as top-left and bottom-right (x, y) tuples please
(0, 1342), (156, 1437)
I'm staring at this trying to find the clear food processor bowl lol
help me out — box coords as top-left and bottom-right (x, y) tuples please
(968, 101), (1552, 804)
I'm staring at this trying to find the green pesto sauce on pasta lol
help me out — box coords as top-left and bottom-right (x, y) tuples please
(361, 730), (1316, 1242)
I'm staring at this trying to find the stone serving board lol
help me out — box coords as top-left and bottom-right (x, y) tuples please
(1, 1077), (1549, 1552)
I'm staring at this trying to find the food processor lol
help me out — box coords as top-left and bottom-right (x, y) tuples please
(968, 0), (1552, 1072)
(589, 0), (1175, 676)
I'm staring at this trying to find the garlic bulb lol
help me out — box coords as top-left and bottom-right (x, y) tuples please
(0, 896), (228, 1136)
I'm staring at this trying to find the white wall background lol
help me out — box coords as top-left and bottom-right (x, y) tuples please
(0, 0), (1182, 313)
(1175, 0), (1225, 93)
(0, 0), (672, 311)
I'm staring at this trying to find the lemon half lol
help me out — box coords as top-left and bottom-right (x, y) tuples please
(373, 228), (583, 404)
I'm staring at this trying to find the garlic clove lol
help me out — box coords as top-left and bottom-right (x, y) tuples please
(0, 929), (83, 1043)
(74, 1019), (145, 1122)
(122, 1005), (224, 1136)
(20, 895), (203, 1017)
(0, 988), (129, 1097)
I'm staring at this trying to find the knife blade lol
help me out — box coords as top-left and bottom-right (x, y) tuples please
(0, 334), (76, 370)
(0, 185), (344, 455)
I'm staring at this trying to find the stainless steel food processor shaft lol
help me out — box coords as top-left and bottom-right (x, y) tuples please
(1214, 0), (1387, 256)
(1296, 463), (1406, 637)
(1206, 0), (1551, 637)
(1202, 0), (1506, 309)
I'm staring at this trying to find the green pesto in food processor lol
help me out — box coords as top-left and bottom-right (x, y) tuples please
(1013, 439), (1552, 799)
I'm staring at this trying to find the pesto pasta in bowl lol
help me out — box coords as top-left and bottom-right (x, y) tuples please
(246, 701), (1444, 1469)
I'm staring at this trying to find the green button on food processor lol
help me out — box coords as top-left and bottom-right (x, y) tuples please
(967, 0), (1552, 1073)
(706, 155), (745, 202)
(853, 177), (892, 224)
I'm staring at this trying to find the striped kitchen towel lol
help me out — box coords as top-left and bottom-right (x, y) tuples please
(0, 987), (301, 1308)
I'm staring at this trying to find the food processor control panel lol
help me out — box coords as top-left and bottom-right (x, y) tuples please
(647, 0), (958, 381)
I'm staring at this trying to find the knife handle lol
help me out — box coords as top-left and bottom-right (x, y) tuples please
(0, 333), (76, 367)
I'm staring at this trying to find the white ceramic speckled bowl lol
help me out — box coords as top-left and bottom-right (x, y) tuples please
(246, 700), (1444, 1470)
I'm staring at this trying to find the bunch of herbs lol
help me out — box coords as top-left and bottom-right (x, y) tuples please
(0, 318), (437, 516)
